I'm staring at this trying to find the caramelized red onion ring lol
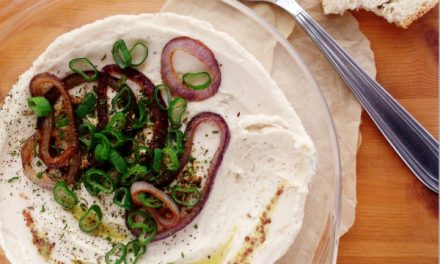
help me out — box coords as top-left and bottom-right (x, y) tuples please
(41, 71), (97, 104)
(63, 71), (97, 90)
(161, 37), (221, 101)
(131, 182), (181, 229)
(102, 65), (155, 95)
(36, 72), (96, 130)
(101, 65), (169, 149)
(94, 73), (111, 131)
(155, 112), (230, 239)
(129, 112), (230, 241)
(63, 151), (82, 184)
(21, 132), (81, 190)
(30, 73), (78, 169)
(21, 132), (54, 190)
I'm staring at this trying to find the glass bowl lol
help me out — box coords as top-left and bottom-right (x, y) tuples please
(0, 0), (341, 263)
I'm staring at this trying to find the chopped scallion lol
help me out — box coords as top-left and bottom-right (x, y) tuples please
(28, 97), (52, 117)
(106, 112), (127, 131)
(152, 149), (163, 173)
(84, 168), (116, 194)
(79, 204), (102, 232)
(112, 39), (132, 69)
(182, 72), (212, 90)
(125, 240), (146, 264)
(69, 58), (99, 82)
(162, 147), (180, 171)
(127, 211), (157, 246)
(121, 165), (149, 186)
(113, 187), (133, 210)
(137, 192), (163, 208)
(153, 84), (172, 111)
(166, 129), (184, 156)
(55, 114), (68, 128)
(168, 97), (187, 128)
(75, 92), (97, 119)
(133, 98), (150, 129)
(112, 85), (133, 113)
(129, 42), (149, 67)
(93, 133), (111, 163)
(109, 149), (127, 174)
(171, 185), (201, 208)
(78, 123), (96, 150)
(105, 243), (127, 264)
(53, 181), (78, 209)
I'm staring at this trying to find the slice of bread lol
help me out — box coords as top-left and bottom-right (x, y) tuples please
(322, 0), (438, 28)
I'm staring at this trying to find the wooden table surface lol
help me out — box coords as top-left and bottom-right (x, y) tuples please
(0, 1), (437, 264)
(338, 7), (439, 264)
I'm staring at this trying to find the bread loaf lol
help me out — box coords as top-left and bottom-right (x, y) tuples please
(322, 0), (438, 28)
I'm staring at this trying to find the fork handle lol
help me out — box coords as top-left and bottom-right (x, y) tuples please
(279, 1), (439, 192)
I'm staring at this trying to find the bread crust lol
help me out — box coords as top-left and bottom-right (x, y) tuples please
(396, 1), (438, 28)
(321, 0), (438, 28)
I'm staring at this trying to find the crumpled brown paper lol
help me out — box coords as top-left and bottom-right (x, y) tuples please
(162, 0), (376, 263)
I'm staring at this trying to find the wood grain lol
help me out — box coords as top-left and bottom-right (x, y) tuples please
(0, 1), (438, 263)
(338, 6), (439, 264)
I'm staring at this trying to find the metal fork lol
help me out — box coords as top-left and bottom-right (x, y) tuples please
(243, 0), (439, 193)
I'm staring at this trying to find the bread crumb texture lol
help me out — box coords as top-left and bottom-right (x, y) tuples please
(321, 0), (438, 28)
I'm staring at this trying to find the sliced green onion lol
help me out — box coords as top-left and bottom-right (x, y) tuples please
(127, 211), (156, 231)
(132, 99), (150, 129)
(28, 97), (52, 117)
(138, 227), (157, 246)
(112, 39), (132, 69)
(168, 97), (187, 128)
(82, 167), (100, 197)
(75, 92), (97, 119)
(69, 58), (99, 82)
(171, 185), (201, 208)
(129, 42), (149, 67)
(55, 114), (68, 128)
(85, 168), (116, 194)
(127, 211), (157, 246)
(112, 39), (148, 69)
(95, 143), (110, 163)
(109, 149), (127, 174)
(105, 243), (127, 264)
(79, 204), (103, 232)
(125, 240), (146, 264)
(84, 179), (100, 197)
(182, 72), (212, 90)
(93, 133), (111, 163)
(166, 129), (184, 156)
(112, 85), (133, 113)
(53, 181), (78, 209)
(137, 192), (163, 208)
(121, 165), (149, 186)
(106, 112), (127, 131)
(102, 130), (127, 149)
(113, 187), (133, 210)
(134, 146), (152, 164)
(153, 84), (172, 111)
(152, 149), (163, 173)
(166, 129), (184, 148)
(123, 138), (138, 165)
(162, 147), (180, 171)
(79, 123), (96, 150)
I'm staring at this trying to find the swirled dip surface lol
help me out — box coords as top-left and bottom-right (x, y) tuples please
(0, 13), (316, 264)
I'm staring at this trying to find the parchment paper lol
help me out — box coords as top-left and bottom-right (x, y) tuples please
(162, 0), (376, 263)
